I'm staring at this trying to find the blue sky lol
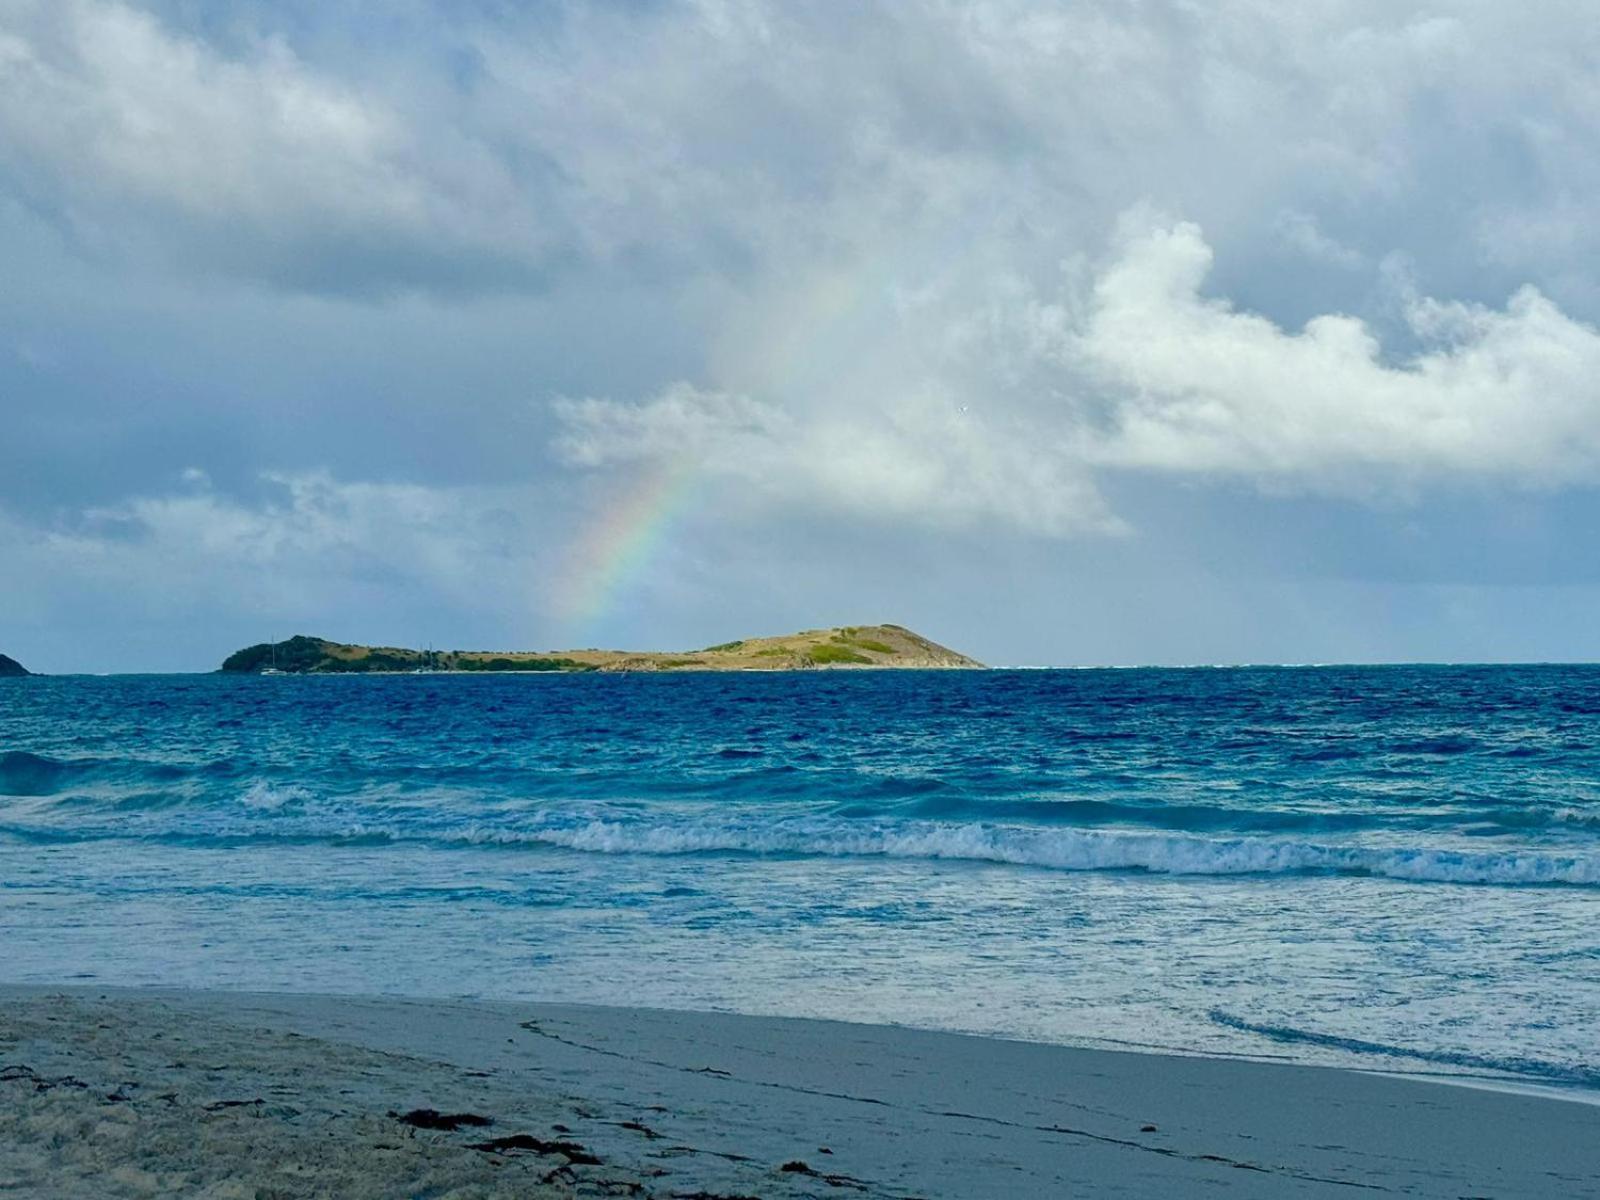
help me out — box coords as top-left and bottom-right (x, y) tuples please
(6, 0), (1600, 671)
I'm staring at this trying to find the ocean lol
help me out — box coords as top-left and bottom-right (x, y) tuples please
(2, 666), (1597, 1096)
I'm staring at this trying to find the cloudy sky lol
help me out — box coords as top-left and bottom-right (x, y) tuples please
(6, 0), (1600, 671)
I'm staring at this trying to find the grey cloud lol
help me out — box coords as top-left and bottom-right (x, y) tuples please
(0, 0), (558, 293)
(9, 0), (1600, 668)
(8, 0), (1600, 306)
(0, 471), (561, 653)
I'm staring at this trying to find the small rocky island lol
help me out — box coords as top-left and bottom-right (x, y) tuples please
(221, 625), (982, 674)
(0, 654), (30, 677)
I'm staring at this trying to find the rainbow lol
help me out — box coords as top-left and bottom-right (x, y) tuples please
(550, 457), (700, 638)
(551, 229), (958, 634)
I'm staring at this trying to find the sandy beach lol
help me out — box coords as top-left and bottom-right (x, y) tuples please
(1, 986), (1594, 1198)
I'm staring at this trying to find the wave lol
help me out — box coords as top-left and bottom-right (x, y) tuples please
(1208, 1010), (1600, 1089)
(762, 774), (1600, 839)
(239, 781), (313, 811)
(0, 751), (249, 797)
(897, 794), (1543, 835)
(8, 811), (1595, 885)
(18, 777), (1599, 843)
(0, 751), (98, 797)
(6, 759), (1598, 886)
(507, 819), (1600, 886)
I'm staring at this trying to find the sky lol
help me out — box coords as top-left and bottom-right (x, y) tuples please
(7, 0), (1600, 671)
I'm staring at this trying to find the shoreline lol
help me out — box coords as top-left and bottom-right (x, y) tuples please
(4, 985), (1596, 1197)
(3, 669), (960, 677)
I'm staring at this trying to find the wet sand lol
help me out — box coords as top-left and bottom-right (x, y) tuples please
(2, 986), (1595, 1197)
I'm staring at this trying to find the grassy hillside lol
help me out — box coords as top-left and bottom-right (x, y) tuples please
(220, 625), (982, 674)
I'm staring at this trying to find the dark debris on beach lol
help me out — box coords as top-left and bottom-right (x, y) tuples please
(392, 1107), (495, 1131)
(467, 1132), (604, 1165)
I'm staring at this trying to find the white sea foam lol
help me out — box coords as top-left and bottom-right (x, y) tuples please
(515, 819), (1600, 886)
(240, 781), (313, 811)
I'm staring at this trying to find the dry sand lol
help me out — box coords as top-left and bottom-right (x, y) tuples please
(1, 985), (1595, 1198)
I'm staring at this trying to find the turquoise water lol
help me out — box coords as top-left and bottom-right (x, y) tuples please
(2, 667), (1597, 1093)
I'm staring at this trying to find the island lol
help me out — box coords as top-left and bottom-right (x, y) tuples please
(0, 654), (29, 677)
(219, 625), (983, 674)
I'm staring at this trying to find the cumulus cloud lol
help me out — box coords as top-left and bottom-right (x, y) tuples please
(1078, 219), (1600, 491)
(555, 216), (1600, 533)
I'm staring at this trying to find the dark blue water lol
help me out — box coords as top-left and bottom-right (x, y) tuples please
(3, 668), (1597, 1094)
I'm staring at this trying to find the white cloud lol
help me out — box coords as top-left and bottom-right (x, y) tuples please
(553, 385), (794, 472)
(553, 382), (1118, 536)
(555, 215), (1600, 534)
(4, 0), (1594, 301)
(0, 0), (535, 288)
(1078, 218), (1600, 491)
(5, 0), (1600, 320)
(0, 3), (386, 219)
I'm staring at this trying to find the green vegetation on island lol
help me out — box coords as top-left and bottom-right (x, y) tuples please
(219, 625), (982, 674)
(0, 653), (29, 677)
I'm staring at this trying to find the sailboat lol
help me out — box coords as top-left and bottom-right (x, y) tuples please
(261, 640), (285, 675)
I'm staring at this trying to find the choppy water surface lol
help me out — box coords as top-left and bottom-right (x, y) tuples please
(2, 667), (1597, 1094)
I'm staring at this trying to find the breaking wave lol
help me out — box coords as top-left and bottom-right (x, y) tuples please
(7, 807), (1594, 886)
(489, 818), (1600, 887)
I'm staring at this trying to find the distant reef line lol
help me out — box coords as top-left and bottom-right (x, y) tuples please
(219, 625), (984, 674)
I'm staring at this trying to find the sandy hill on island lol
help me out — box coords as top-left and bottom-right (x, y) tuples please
(220, 625), (983, 674)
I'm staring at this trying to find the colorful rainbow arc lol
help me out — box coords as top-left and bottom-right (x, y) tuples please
(551, 226), (960, 635)
(550, 457), (700, 638)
